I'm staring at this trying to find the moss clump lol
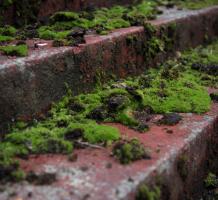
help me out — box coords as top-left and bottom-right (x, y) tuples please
(0, 35), (13, 42)
(0, 25), (17, 36)
(181, 41), (218, 88)
(36, 1), (160, 38)
(0, 44), (28, 57)
(66, 122), (120, 144)
(136, 184), (161, 200)
(113, 139), (150, 164)
(205, 172), (218, 188)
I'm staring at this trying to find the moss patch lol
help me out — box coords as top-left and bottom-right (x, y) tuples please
(0, 44), (28, 56)
(205, 172), (218, 188)
(136, 184), (161, 200)
(113, 138), (151, 164)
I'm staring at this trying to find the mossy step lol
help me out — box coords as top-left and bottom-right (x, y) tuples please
(0, 39), (218, 183)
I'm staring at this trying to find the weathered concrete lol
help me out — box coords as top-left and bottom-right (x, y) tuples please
(0, 90), (217, 200)
(0, 6), (218, 131)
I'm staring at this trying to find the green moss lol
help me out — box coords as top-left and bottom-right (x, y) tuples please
(181, 41), (218, 88)
(36, 0), (160, 40)
(67, 122), (120, 144)
(175, 0), (218, 10)
(0, 25), (17, 36)
(113, 138), (149, 164)
(136, 184), (161, 200)
(141, 72), (211, 114)
(0, 35), (13, 42)
(205, 172), (218, 188)
(0, 44), (28, 57)
(50, 11), (79, 23)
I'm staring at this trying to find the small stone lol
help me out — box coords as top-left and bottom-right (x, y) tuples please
(210, 93), (218, 102)
(158, 113), (182, 125)
(87, 106), (108, 120)
(107, 95), (129, 111)
(67, 27), (86, 38)
(69, 101), (85, 112)
(64, 128), (84, 141)
(34, 43), (48, 48)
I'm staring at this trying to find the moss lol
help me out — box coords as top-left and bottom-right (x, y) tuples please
(177, 155), (188, 181)
(67, 122), (120, 144)
(175, 0), (218, 10)
(0, 25), (17, 36)
(0, 44), (28, 56)
(50, 11), (79, 23)
(35, 0), (160, 40)
(115, 109), (139, 126)
(136, 184), (161, 200)
(204, 172), (218, 188)
(0, 35), (13, 42)
(113, 138), (150, 164)
(181, 41), (218, 88)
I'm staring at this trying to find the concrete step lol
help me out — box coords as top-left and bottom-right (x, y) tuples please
(1, 6), (218, 130)
(0, 89), (217, 200)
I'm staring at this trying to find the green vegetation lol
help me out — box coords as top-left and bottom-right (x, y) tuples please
(205, 172), (218, 188)
(0, 25), (16, 43)
(37, 0), (159, 41)
(0, 44), (28, 56)
(0, 35), (13, 42)
(173, 0), (218, 10)
(136, 184), (161, 200)
(0, 0), (218, 56)
(113, 138), (150, 164)
(181, 42), (218, 88)
(0, 25), (17, 36)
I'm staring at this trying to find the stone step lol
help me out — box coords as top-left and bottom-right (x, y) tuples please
(0, 6), (218, 131)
